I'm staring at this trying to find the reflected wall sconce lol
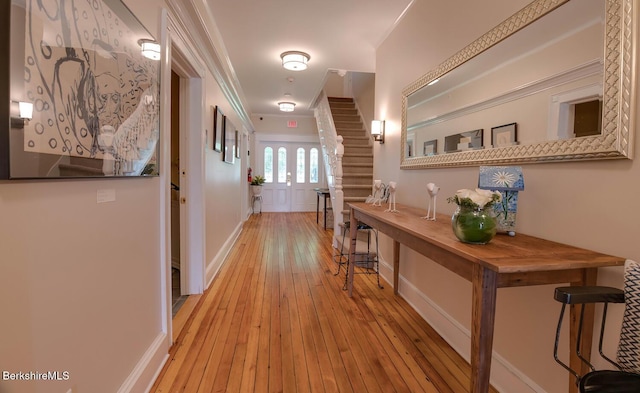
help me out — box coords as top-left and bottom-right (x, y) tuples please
(278, 102), (295, 112)
(11, 100), (33, 128)
(371, 120), (385, 144)
(139, 39), (161, 60)
(280, 51), (310, 71)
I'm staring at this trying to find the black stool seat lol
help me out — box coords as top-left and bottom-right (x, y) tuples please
(580, 370), (640, 393)
(554, 286), (624, 305)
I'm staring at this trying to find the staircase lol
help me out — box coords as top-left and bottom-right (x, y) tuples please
(327, 97), (373, 220)
(326, 97), (377, 264)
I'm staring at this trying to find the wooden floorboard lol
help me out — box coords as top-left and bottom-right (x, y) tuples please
(150, 212), (498, 393)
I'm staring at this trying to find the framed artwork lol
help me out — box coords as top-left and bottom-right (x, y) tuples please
(223, 117), (235, 164)
(234, 130), (240, 159)
(423, 140), (437, 156)
(444, 129), (484, 153)
(213, 105), (223, 152)
(491, 123), (518, 147)
(1, 0), (160, 179)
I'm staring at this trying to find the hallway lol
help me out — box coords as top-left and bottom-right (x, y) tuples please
(151, 213), (496, 393)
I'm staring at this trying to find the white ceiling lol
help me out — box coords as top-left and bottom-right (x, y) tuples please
(206, 0), (414, 118)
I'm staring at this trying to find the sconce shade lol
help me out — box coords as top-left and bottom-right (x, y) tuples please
(18, 101), (33, 120)
(280, 51), (310, 71)
(371, 120), (385, 143)
(140, 40), (161, 60)
(278, 102), (295, 112)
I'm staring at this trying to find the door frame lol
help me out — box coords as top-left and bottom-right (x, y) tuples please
(253, 133), (326, 212)
(160, 10), (207, 342)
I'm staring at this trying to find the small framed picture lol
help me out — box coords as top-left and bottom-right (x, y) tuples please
(235, 130), (240, 159)
(491, 123), (518, 147)
(223, 118), (235, 164)
(213, 105), (224, 152)
(423, 140), (437, 156)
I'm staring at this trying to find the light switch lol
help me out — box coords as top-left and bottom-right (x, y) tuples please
(97, 189), (116, 203)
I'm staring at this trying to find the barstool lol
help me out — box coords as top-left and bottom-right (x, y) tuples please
(334, 221), (383, 290)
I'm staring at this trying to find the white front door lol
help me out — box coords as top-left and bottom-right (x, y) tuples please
(257, 141), (323, 212)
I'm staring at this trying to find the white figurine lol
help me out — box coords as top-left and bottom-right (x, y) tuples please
(367, 179), (382, 204)
(385, 181), (398, 212)
(372, 180), (384, 206)
(422, 182), (440, 220)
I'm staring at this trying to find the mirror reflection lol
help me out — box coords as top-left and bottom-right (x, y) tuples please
(401, 0), (634, 168)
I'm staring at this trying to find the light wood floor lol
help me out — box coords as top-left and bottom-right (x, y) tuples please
(151, 212), (498, 393)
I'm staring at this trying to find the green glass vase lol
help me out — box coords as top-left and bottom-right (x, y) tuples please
(451, 205), (497, 244)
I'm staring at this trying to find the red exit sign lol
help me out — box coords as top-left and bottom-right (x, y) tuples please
(287, 120), (298, 128)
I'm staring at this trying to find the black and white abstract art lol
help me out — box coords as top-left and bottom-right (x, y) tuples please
(2, 0), (160, 179)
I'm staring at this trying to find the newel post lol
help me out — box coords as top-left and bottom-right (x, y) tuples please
(334, 135), (344, 236)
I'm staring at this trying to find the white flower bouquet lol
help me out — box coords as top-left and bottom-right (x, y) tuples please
(447, 188), (502, 210)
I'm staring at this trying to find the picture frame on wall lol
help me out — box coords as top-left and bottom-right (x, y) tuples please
(491, 122), (518, 147)
(213, 105), (223, 152)
(1, 0), (161, 179)
(223, 117), (235, 164)
(235, 130), (240, 159)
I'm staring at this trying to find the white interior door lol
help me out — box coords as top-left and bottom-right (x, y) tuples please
(258, 141), (323, 212)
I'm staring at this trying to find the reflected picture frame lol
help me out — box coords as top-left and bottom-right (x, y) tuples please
(423, 140), (437, 156)
(444, 129), (483, 153)
(491, 123), (518, 147)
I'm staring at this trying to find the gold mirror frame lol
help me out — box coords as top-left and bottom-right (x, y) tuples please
(401, 0), (636, 169)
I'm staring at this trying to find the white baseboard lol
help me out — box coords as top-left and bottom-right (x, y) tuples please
(377, 258), (546, 393)
(206, 221), (244, 288)
(117, 332), (169, 393)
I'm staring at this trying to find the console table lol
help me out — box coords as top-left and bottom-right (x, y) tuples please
(347, 202), (625, 393)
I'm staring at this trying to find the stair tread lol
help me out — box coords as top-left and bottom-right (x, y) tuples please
(343, 153), (373, 157)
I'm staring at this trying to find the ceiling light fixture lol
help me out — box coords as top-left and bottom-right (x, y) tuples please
(280, 51), (310, 71)
(139, 39), (161, 60)
(278, 102), (296, 112)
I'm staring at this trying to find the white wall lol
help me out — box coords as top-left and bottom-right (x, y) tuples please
(375, 1), (639, 392)
(0, 0), (169, 392)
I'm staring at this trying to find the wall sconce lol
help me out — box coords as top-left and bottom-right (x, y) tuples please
(280, 51), (310, 71)
(371, 120), (385, 144)
(278, 102), (295, 112)
(139, 39), (161, 60)
(11, 101), (33, 128)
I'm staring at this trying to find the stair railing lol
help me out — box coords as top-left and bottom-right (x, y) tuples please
(314, 92), (344, 240)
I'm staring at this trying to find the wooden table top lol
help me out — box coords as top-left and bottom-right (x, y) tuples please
(349, 202), (625, 274)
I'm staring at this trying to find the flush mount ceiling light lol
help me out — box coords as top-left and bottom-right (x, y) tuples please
(139, 39), (161, 60)
(280, 51), (310, 71)
(278, 102), (296, 112)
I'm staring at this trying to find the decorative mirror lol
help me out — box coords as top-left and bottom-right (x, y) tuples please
(401, 0), (636, 169)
